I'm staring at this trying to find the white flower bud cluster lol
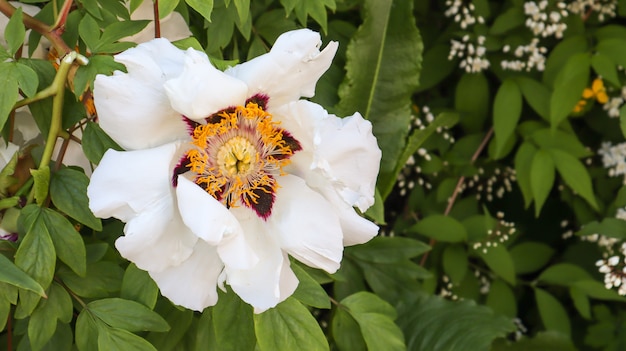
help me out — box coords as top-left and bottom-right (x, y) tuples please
(568, 0), (617, 22)
(602, 87), (626, 118)
(513, 318), (528, 341)
(459, 166), (517, 202)
(439, 275), (461, 300)
(500, 38), (548, 72)
(596, 251), (626, 295)
(471, 213), (517, 254)
(449, 35), (490, 73)
(444, 0), (485, 29)
(598, 141), (626, 183)
(524, 1), (568, 38)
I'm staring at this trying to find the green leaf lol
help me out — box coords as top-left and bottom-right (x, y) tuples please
(57, 261), (123, 298)
(358, 260), (428, 302)
(15, 62), (39, 98)
(28, 283), (73, 350)
(0, 253), (44, 296)
(416, 45), (456, 92)
(596, 38), (626, 69)
(97, 325), (157, 351)
(530, 149), (555, 216)
(348, 236), (430, 263)
(185, 0), (214, 21)
(489, 7), (524, 34)
(0, 66), (19, 133)
(455, 73), (490, 132)
(538, 263), (593, 285)
(474, 245), (516, 285)
(331, 304), (367, 351)
(530, 128), (592, 158)
(292, 263), (330, 309)
(96, 20), (150, 51)
(535, 288), (571, 336)
(157, 0), (179, 18)
(442, 244), (468, 284)
(20, 205), (87, 277)
(397, 293), (515, 351)
(121, 263), (159, 309)
(515, 77), (550, 120)
(543, 35), (588, 87)
(486, 279), (517, 318)
(548, 148), (598, 210)
(50, 167), (102, 230)
(569, 286), (591, 319)
(212, 289), (255, 351)
(515, 142), (538, 209)
(591, 53), (620, 87)
(82, 121), (123, 164)
(550, 53), (590, 128)
(76, 311), (100, 351)
(78, 14), (101, 52)
(621, 104), (626, 139)
(5, 7), (25, 56)
(30, 166), (50, 206)
(15, 206), (56, 289)
(88, 298), (170, 332)
(408, 214), (467, 242)
(577, 218), (626, 238)
(145, 303), (193, 350)
(510, 242), (554, 274)
(492, 331), (577, 351)
(337, 0), (422, 174)
(493, 79), (522, 157)
(341, 292), (405, 351)
(572, 280), (626, 301)
(254, 297), (329, 351)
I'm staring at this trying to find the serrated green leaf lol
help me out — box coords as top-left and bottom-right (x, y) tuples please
(337, 0), (422, 175)
(493, 79), (522, 157)
(50, 167), (102, 230)
(292, 263), (330, 309)
(121, 263), (158, 309)
(442, 244), (468, 284)
(89, 298), (170, 332)
(185, 0), (214, 21)
(538, 263), (593, 285)
(0, 253), (44, 296)
(510, 241), (554, 274)
(5, 7), (25, 56)
(347, 236), (430, 263)
(212, 289), (255, 351)
(97, 325), (157, 351)
(408, 214), (467, 242)
(550, 53), (590, 128)
(474, 244), (516, 285)
(530, 149), (555, 216)
(20, 205), (87, 276)
(455, 73), (490, 132)
(254, 297), (329, 351)
(30, 166), (50, 206)
(535, 288), (571, 336)
(397, 293), (515, 351)
(548, 148), (598, 210)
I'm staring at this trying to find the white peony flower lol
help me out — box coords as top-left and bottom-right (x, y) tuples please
(87, 29), (381, 312)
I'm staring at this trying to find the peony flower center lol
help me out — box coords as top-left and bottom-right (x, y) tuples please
(174, 98), (302, 219)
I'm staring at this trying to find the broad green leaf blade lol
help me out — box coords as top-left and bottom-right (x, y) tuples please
(547, 148), (598, 210)
(397, 293), (515, 351)
(212, 289), (256, 351)
(82, 121), (123, 165)
(569, 286), (591, 319)
(534, 288), (571, 336)
(254, 297), (329, 351)
(88, 298), (170, 332)
(76, 310), (100, 351)
(515, 77), (549, 120)
(347, 236), (430, 263)
(442, 244), (468, 284)
(15, 205), (56, 289)
(538, 263), (593, 286)
(492, 331), (577, 351)
(530, 128), (592, 158)
(57, 261), (123, 298)
(0, 66), (19, 133)
(515, 142), (538, 209)
(30, 166), (50, 206)
(341, 292), (404, 351)
(337, 0), (422, 175)
(97, 325), (157, 351)
(4, 7), (25, 56)
(28, 283), (73, 350)
(591, 52), (620, 87)
(50, 167), (102, 230)
(331, 306), (367, 351)
(120, 263), (159, 309)
(474, 245), (516, 285)
(530, 149), (555, 216)
(358, 260), (428, 302)
(493, 79), (522, 157)
(572, 280), (626, 301)
(596, 38), (626, 69)
(98, 20), (150, 48)
(486, 280), (517, 318)
(78, 14), (101, 53)
(145, 303), (193, 350)
(455, 73), (490, 132)
(0, 252), (44, 296)
(185, 0), (214, 21)
(549, 53), (590, 128)
(408, 214), (468, 243)
(15, 62), (39, 98)
(510, 242), (554, 274)
(577, 218), (626, 238)
(291, 263), (330, 309)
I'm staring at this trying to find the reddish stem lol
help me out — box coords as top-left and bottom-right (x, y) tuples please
(153, 0), (161, 38)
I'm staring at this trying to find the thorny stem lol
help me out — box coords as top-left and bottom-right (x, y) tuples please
(419, 128), (494, 267)
(0, 0), (72, 55)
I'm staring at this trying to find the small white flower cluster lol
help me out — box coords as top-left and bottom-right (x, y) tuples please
(568, 0), (617, 22)
(471, 212), (517, 254)
(439, 275), (460, 300)
(460, 166), (517, 202)
(501, 39), (548, 72)
(513, 318), (528, 341)
(444, 0), (485, 29)
(449, 35), (490, 73)
(524, 1), (568, 38)
(603, 87), (626, 118)
(596, 252), (626, 295)
(598, 142), (626, 183)
(476, 269), (491, 295)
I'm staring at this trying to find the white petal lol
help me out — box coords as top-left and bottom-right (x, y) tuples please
(94, 39), (188, 150)
(226, 29), (338, 108)
(313, 112), (381, 212)
(123, 0), (192, 43)
(149, 240), (223, 311)
(87, 142), (180, 222)
(116, 196), (197, 272)
(0, 143), (18, 170)
(225, 209), (297, 311)
(270, 175), (343, 273)
(175, 176), (258, 269)
(164, 49), (248, 119)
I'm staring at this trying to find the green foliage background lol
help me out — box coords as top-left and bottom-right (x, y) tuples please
(2, 0), (626, 350)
